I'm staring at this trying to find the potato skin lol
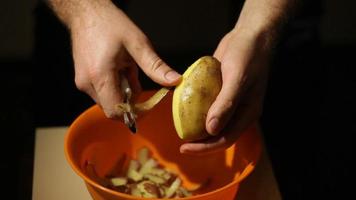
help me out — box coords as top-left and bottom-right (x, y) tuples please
(173, 56), (222, 141)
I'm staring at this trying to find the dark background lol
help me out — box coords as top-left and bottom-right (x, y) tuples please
(1, 0), (355, 199)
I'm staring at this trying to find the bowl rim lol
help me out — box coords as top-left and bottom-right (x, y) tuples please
(64, 104), (262, 200)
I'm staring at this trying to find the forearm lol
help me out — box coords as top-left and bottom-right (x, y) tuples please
(47, 0), (112, 29)
(234, 0), (297, 46)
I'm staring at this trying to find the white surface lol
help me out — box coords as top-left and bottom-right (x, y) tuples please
(32, 127), (91, 200)
(32, 127), (281, 200)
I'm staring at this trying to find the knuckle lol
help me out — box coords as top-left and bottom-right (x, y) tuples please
(74, 75), (89, 92)
(104, 109), (120, 120)
(130, 34), (150, 53)
(87, 66), (101, 82)
(150, 57), (165, 73)
(86, 66), (106, 93)
(136, 34), (150, 46)
(105, 111), (116, 119)
(221, 99), (234, 111)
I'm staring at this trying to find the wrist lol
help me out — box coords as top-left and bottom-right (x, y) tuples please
(48, 0), (115, 32)
(68, 0), (114, 31)
(230, 25), (277, 54)
(232, 0), (291, 51)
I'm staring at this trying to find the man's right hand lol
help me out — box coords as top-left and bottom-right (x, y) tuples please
(59, 0), (181, 118)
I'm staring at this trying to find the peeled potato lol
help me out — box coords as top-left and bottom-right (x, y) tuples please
(172, 56), (222, 141)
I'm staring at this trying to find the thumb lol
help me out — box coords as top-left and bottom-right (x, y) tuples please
(124, 35), (181, 86)
(205, 63), (243, 135)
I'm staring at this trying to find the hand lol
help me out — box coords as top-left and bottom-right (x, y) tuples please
(70, 1), (181, 118)
(180, 29), (271, 154)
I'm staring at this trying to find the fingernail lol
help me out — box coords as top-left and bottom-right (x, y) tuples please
(180, 145), (194, 154)
(165, 71), (181, 82)
(180, 147), (187, 154)
(209, 118), (219, 133)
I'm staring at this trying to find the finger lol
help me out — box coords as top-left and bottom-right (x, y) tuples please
(180, 123), (258, 155)
(180, 136), (228, 155)
(124, 34), (181, 86)
(181, 100), (259, 155)
(91, 68), (124, 119)
(205, 60), (245, 135)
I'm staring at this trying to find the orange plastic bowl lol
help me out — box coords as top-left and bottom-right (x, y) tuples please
(65, 91), (262, 200)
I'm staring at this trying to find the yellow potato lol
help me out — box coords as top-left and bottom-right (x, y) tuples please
(116, 56), (222, 141)
(172, 56), (222, 141)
